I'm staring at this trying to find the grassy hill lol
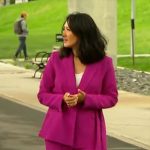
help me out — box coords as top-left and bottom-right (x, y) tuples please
(0, 0), (67, 58)
(118, 0), (150, 55)
(0, 0), (150, 59)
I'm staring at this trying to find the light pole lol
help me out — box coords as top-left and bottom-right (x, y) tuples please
(131, 0), (135, 65)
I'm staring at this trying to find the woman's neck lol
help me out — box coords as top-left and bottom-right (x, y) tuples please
(72, 48), (78, 57)
(73, 56), (86, 74)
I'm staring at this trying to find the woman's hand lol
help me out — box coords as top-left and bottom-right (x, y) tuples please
(63, 92), (78, 107)
(77, 89), (86, 104)
(63, 90), (86, 107)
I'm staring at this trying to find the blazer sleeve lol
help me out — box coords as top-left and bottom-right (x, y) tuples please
(37, 52), (64, 112)
(82, 58), (118, 110)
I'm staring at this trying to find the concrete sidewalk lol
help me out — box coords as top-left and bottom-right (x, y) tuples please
(0, 62), (150, 149)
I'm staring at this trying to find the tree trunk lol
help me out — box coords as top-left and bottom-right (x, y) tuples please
(4, 0), (6, 5)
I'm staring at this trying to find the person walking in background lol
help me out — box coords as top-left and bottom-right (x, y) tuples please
(14, 11), (28, 60)
(37, 12), (118, 150)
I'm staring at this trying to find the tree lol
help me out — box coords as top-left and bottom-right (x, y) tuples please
(10, 0), (15, 4)
(4, 0), (6, 5)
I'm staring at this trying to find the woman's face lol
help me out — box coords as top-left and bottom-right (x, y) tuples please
(62, 22), (79, 49)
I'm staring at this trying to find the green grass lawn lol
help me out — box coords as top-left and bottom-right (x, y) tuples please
(0, 0), (67, 58)
(117, 0), (150, 55)
(118, 57), (150, 72)
(0, 0), (150, 72)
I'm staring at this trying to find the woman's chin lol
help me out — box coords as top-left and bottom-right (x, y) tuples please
(64, 44), (70, 48)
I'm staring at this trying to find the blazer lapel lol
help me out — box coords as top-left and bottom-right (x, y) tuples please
(64, 54), (77, 94)
(63, 54), (98, 93)
(78, 63), (98, 90)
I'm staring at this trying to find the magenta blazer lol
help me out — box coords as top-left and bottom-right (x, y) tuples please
(37, 51), (118, 150)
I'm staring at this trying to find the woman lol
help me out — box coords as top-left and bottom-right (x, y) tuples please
(37, 12), (118, 150)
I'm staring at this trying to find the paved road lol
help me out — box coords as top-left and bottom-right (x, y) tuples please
(0, 97), (146, 150)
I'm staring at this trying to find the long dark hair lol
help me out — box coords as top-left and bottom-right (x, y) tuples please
(60, 12), (107, 64)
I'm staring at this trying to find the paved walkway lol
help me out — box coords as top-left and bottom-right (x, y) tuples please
(1, 97), (146, 150)
(0, 61), (150, 149)
(117, 54), (150, 58)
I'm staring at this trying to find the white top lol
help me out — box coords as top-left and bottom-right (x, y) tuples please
(75, 72), (84, 86)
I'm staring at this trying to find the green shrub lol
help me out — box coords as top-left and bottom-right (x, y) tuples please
(10, 0), (15, 4)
